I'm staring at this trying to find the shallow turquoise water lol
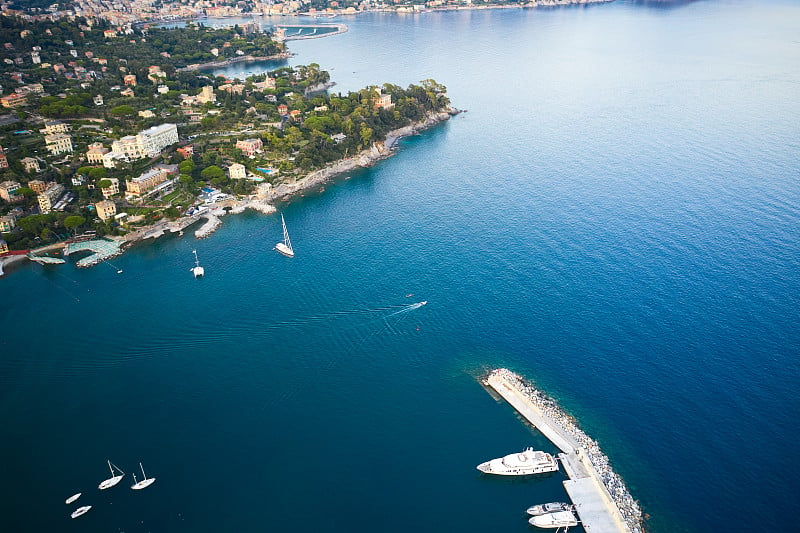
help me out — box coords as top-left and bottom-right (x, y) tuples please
(2, 2), (800, 532)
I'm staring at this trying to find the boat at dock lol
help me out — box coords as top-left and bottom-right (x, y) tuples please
(131, 462), (156, 490)
(275, 213), (294, 257)
(527, 502), (573, 516)
(476, 447), (558, 475)
(528, 510), (578, 528)
(70, 505), (92, 519)
(98, 460), (124, 490)
(65, 493), (81, 505)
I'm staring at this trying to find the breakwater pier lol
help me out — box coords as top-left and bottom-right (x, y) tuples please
(483, 369), (643, 533)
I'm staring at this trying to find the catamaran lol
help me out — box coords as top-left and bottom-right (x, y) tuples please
(70, 505), (92, 519)
(65, 493), (81, 505)
(275, 213), (294, 257)
(131, 462), (156, 490)
(98, 460), (125, 490)
(191, 249), (204, 278)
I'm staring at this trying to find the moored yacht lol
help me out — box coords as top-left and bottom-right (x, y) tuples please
(65, 493), (81, 505)
(98, 460), (124, 490)
(527, 502), (573, 516)
(131, 462), (156, 490)
(476, 447), (558, 476)
(528, 510), (578, 528)
(70, 505), (92, 519)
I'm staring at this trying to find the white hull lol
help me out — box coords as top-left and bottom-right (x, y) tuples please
(71, 505), (92, 519)
(193, 265), (205, 277)
(527, 502), (573, 516)
(65, 493), (81, 505)
(528, 511), (578, 528)
(275, 242), (294, 257)
(98, 474), (123, 489)
(132, 477), (156, 490)
(477, 448), (558, 476)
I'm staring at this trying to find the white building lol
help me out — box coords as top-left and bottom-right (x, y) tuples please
(37, 183), (65, 214)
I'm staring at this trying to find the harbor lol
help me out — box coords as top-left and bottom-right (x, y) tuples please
(483, 369), (643, 533)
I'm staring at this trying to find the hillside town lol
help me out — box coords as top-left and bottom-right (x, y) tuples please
(0, 10), (454, 270)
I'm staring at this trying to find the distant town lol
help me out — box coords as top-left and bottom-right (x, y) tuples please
(2, 0), (610, 26)
(0, 6), (455, 268)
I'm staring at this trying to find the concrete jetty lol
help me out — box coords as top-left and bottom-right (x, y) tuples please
(484, 369), (643, 533)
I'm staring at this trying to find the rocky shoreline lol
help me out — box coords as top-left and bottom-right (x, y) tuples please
(264, 107), (460, 204)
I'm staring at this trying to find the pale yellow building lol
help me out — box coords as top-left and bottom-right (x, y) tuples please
(38, 183), (65, 214)
(101, 177), (120, 198)
(86, 142), (109, 164)
(125, 168), (168, 196)
(0, 180), (21, 202)
(228, 163), (246, 180)
(95, 199), (117, 221)
(45, 133), (73, 155)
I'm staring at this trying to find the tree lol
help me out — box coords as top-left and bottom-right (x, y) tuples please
(111, 105), (135, 117)
(64, 215), (86, 235)
(15, 187), (35, 199)
(200, 165), (225, 180)
(179, 159), (195, 174)
(97, 179), (112, 189)
(88, 167), (107, 180)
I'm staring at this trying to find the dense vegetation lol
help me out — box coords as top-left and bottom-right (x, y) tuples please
(0, 16), (450, 251)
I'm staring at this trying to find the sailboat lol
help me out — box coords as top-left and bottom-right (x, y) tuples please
(275, 213), (294, 257)
(131, 462), (156, 490)
(70, 505), (92, 519)
(191, 249), (204, 278)
(98, 460), (124, 490)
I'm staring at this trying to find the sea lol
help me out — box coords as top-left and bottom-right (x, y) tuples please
(2, 1), (799, 531)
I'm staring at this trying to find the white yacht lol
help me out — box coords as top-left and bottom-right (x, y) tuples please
(528, 510), (578, 528)
(476, 447), (558, 475)
(275, 213), (294, 257)
(527, 502), (573, 516)
(98, 460), (125, 490)
(131, 462), (156, 490)
(70, 505), (92, 519)
(65, 493), (81, 505)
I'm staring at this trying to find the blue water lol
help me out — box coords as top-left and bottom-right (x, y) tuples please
(3, 1), (800, 531)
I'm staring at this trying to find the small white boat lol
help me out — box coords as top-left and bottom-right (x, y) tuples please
(275, 213), (294, 257)
(527, 502), (573, 516)
(65, 493), (81, 505)
(131, 462), (156, 490)
(70, 505), (92, 519)
(528, 510), (579, 528)
(191, 249), (205, 278)
(98, 460), (125, 490)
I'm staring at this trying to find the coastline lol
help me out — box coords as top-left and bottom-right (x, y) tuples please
(0, 107), (459, 276)
(176, 52), (292, 73)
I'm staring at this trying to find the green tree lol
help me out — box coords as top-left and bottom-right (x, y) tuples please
(97, 179), (112, 189)
(88, 167), (107, 180)
(179, 159), (195, 174)
(63, 215), (86, 235)
(200, 165), (225, 180)
(111, 105), (135, 117)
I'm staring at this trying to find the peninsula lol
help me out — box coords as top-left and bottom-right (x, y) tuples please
(0, 16), (456, 275)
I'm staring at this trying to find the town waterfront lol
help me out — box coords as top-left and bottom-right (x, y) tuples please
(2, 1), (800, 531)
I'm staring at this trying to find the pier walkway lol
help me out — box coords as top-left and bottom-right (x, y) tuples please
(485, 370), (641, 533)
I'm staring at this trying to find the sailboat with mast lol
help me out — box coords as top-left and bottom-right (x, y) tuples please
(98, 460), (125, 490)
(131, 462), (156, 490)
(191, 249), (204, 278)
(275, 213), (294, 257)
